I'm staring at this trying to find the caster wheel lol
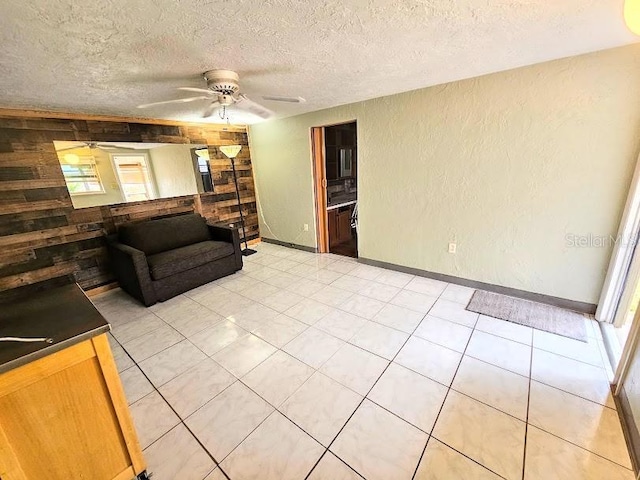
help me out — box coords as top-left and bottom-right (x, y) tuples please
(136, 471), (151, 480)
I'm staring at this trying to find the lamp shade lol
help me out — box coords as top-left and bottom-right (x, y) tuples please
(626, 0), (640, 35)
(194, 148), (210, 159)
(219, 145), (242, 159)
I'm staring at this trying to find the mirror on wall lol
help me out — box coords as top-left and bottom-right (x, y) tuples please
(53, 141), (214, 209)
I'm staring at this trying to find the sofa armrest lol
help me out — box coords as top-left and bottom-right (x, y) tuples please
(207, 224), (243, 269)
(106, 236), (157, 306)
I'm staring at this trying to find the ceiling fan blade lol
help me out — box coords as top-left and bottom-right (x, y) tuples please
(96, 144), (142, 151)
(261, 95), (306, 103)
(235, 95), (274, 119)
(137, 96), (209, 108)
(202, 100), (222, 118)
(178, 87), (214, 95)
(55, 143), (88, 152)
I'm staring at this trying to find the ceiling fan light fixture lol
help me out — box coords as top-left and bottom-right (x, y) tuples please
(204, 70), (241, 95)
(64, 153), (80, 164)
(137, 70), (288, 120)
(626, 0), (640, 35)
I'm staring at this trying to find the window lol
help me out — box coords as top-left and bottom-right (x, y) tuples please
(197, 157), (209, 173)
(339, 148), (353, 177)
(112, 154), (155, 202)
(194, 148), (214, 193)
(61, 157), (105, 195)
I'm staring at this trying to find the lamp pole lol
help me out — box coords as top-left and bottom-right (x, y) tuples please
(220, 145), (256, 256)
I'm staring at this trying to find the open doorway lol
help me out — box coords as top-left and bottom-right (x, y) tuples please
(311, 121), (358, 258)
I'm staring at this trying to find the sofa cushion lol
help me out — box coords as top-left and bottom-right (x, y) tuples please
(147, 240), (235, 280)
(118, 214), (210, 255)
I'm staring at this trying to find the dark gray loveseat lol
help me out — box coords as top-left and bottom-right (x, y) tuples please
(106, 214), (242, 306)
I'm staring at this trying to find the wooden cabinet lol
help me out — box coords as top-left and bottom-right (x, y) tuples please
(337, 208), (352, 243)
(328, 209), (339, 247)
(0, 334), (146, 480)
(328, 205), (354, 247)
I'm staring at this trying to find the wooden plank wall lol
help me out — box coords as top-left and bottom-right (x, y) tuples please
(0, 112), (260, 302)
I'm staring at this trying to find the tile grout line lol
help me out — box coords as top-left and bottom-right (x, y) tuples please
(188, 258), (457, 342)
(521, 330), (633, 475)
(113, 311), (197, 368)
(98, 245), (621, 479)
(107, 269), (485, 478)
(187, 255), (363, 474)
(306, 286), (498, 479)
(114, 279), (370, 477)
(413, 315), (616, 410)
(521, 330), (534, 480)
(185, 313), (398, 474)
(410, 293), (507, 480)
(244, 246), (631, 474)
(532, 344), (609, 370)
(301, 345), (408, 477)
(524, 423), (635, 471)
(109, 331), (234, 480)
(301, 289), (438, 479)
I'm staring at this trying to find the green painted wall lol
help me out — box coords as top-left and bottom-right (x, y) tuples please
(249, 45), (640, 303)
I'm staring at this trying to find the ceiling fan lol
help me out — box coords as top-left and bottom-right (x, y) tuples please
(56, 142), (121, 152)
(136, 69), (305, 120)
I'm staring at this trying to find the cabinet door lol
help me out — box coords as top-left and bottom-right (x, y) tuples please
(337, 209), (352, 243)
(328, 210), (338, 247)
(0, 335), (145, 480)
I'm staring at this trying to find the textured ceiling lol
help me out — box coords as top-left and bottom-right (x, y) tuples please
(0, 0), (637, 125)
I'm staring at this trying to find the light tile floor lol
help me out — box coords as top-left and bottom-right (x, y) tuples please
(93, 242), (632, 480)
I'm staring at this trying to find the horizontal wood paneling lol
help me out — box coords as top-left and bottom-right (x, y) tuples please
(0, 111), (259, 302)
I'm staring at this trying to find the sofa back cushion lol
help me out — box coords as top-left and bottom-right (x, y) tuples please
(118, 214), (211, 255)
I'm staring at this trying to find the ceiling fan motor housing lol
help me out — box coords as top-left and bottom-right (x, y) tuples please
(203, 69), (240, 95)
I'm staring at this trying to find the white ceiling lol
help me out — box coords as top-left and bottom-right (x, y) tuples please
(0, 0), (637, 125)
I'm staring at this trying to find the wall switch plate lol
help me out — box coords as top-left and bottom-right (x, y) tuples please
(303, 224), (309, 231)
(448, 242), (457, 254)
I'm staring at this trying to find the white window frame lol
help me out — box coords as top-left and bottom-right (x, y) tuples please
(61, 155), (105, 196)
(110, 153), (156, 202)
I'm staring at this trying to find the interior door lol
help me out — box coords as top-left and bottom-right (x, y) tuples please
(312, 127), (329, 253)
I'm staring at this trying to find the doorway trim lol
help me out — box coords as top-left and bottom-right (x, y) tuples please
(598, 151), (640, 324)
(595, 150), (640, 389)
(311, 126), (329, 253)
(311, 119), (359, 254)
(614, 310), (640, 393)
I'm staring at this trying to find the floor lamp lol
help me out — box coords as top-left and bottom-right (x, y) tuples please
(219, 145), (257, 256)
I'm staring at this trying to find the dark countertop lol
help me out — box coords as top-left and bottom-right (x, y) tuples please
(0, 283), (110, 375)
(327, 194), (357, 209)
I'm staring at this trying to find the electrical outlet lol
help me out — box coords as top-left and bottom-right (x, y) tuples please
(303, 224), (309, 232)
(448, 242), (457, 254)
